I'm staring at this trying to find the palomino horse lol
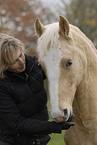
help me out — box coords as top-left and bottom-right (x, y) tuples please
(35, 16), (97, 145)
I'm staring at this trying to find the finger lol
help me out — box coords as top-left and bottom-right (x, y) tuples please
(64, 122), (75, 126)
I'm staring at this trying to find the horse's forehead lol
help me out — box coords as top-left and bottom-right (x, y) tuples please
(38, 22), (73, 63)
(42, 47), (62, 71)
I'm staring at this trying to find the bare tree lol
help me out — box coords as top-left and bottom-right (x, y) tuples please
(0, 0), (56, 51)
(60, 0), (97, 47)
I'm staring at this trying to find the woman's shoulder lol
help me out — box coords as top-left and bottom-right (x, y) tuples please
(0, 78), (8, 90)
(0, 77), (6, 83)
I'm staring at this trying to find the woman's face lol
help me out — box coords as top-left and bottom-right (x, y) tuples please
(8, 51), (25, 73)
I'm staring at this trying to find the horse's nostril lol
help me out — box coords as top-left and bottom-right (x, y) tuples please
(63, 109), (68, 118)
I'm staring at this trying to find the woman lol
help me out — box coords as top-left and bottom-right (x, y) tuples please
(0, 33), (74, 145)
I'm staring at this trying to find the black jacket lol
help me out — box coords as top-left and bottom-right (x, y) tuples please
(0, 55), (62, 145)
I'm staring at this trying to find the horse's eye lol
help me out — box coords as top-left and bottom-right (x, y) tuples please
(66, 59), (72, 67)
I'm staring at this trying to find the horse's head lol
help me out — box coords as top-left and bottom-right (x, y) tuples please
(35, 16), (87, 122)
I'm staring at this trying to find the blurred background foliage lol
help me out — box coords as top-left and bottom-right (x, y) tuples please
(0, 0), (96, 144)
(0, 0), (97, 51)
(61, 0), (97, 48)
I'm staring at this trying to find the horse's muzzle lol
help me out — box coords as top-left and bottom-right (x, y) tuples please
(53, 109), (74, 122)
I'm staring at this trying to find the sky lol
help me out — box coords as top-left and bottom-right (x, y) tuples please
(40, 0), (70, 6)
(41, 0), (61, 5)
(40, 0), (62, 17)
(40, 0), (70, 16)
(40, 0), (63, 8)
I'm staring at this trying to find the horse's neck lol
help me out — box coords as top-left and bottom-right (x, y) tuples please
(73, 52), (97, 120)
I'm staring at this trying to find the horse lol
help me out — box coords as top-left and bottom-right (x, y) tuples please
(35, 16), (97, 145)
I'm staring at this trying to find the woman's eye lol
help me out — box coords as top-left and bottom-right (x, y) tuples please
(12, 59), (18, 65)
(66, 59), (72, 67)
(19, 53), (22, 57)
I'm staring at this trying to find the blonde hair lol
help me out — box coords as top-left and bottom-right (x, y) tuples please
(0, 33), (24, 78)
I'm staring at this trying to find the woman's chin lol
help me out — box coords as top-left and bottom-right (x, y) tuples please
(18, 65), (25, 72)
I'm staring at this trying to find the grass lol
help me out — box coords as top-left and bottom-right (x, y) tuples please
(48, 132), (65, 145)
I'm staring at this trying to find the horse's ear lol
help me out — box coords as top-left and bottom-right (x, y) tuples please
(35, 18), (46, 37)
(59, 16), (70, 40)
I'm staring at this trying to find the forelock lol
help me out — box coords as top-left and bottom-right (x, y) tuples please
(37, 23), (59, 58)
